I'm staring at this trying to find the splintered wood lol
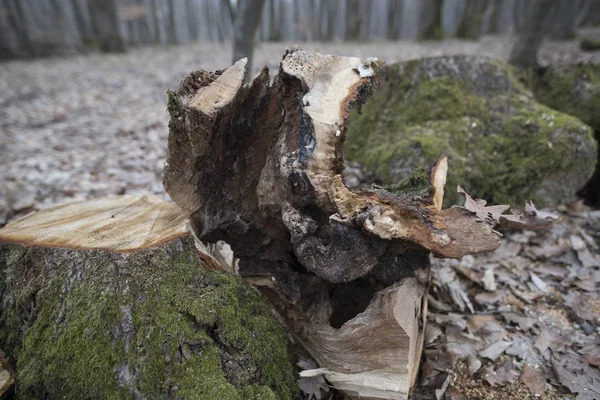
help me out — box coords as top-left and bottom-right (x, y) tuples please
(163, 49), (501, 399)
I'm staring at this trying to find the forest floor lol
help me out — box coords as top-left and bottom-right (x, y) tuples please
(0, 35), (599, 399)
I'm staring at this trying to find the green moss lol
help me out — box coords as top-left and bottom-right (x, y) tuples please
(384, 166), (433, 202)
(345, 58), (597, 206)
(580, 38), (600, 52)
(0, 241), (299, 399)
(167, 90), (181, 116)
(532, 63), (600, 132)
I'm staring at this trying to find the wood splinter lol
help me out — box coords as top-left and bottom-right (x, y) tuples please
(163, 49), (500, 399)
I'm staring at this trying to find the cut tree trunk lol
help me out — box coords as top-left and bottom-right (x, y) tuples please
(163, 49), (500, 398)
(0, 196), (299, 398)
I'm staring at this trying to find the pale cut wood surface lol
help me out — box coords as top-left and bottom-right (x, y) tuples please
(0, 195), (188, 252)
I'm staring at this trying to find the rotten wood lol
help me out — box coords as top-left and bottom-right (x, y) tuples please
(163, 48), (501, 398)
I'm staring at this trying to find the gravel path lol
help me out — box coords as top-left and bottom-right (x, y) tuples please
(1, 36), (599, 223)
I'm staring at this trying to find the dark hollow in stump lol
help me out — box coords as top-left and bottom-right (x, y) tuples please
(164, 49), (500, 399)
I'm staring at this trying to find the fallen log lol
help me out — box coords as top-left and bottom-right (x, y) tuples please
(0, 196), (299, 399)
(163, 49), (501, 398)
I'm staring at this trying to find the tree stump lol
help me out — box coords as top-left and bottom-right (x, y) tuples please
(164, 49), (500, 399)
(0, 196), (299, 399)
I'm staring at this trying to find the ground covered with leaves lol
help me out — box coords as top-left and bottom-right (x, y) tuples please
(416, 203), (600, 400)
(0, 37), (599, 400)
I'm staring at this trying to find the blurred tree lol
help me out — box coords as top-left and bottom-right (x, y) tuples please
(88, 0), (126, 52)
(420, 0), (444, 40)
(457, 0), (487, 39)
(577, 0), (600, 27)
(550, 0), (578, 40)
(485, 0), (501, 34)
(232, 0), (266, 74)
(509, 0), (554, 68)
(387, 0), (403, 40)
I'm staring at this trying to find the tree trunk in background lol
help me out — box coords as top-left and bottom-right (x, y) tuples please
(419, 0), (444, 40)
(577, 0), (600, 27)
(166, 0), (177, 44)
(549, 0), (577, 40)
(456, 0), (488, 39)
(87, 0), (125, 52)
(509, 0), (554, 68)
(0, 0), (32, 59)
(232, 0), (266, 74)
(485, 0), (501, 34)
(71, 0), (95, 45)
(387, 0), (403, 40)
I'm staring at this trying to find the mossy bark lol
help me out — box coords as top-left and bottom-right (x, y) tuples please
(0, 238), (299, 399)
(345, 56), (597, 207)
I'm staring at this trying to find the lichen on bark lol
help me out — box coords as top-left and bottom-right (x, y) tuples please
(0, 239), (299, 399)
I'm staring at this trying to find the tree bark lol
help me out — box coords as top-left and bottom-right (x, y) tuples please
(456, 0), (488, 39)
(509, 0), (554, 68)
(0, 196), (299, 398)
(419, 0), (444, 40)
(232, 0), (266, 74)
(87, 0), (126, 52)
(163, 49), (500, 398)
(549, 0), (578, 40)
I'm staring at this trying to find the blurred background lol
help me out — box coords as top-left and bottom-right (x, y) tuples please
(1, 0), (600, 61)
(1, 0), (600, 226)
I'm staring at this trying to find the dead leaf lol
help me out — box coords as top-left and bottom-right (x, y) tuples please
(298, 376), (329, 400)
(483, 360), (520, 387)
(579, 344), (600, 367)
(577, 249), (600, 268)
(425, 323), (443, 345)
(447, 333), (483, 361)
(435, 373), (452, 400)
(563, 292), (597, 321)
(479, 340), (512, 361)
(552, 352), (600, 400)
(530, 272), (548, 292)
(502, 312), (538, 331)
(521, 363), (546, 396)
(467, 355), (482, 376)
(482, 268), (497, 291)
(506, 335), (543, 364)
(534, 330), (557, 353)
(467, 314), (496, 333)
(498, 202), (560, 231)
(457, 185), (509, 224)
(474, 290), (505, 305)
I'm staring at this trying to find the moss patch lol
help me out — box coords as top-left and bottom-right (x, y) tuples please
(0, 240), (299, 399)
(345, 56), (596, 207)
(532, 63), (600, 132)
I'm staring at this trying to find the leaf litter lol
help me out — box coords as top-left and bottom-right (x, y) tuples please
(415, 189), (600, 399)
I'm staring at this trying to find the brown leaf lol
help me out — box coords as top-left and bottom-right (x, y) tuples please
(483, 360), (519, 387)
(479, 340), (512, 361)
(467, 314), (496, 333)
(552, 352), (600, 400)
(580, 344), (600, 367)
(502, 312), (538, 331)
(521, 363), (546, 396)
(457, 185), (510, 224)
(498, 202), (560, 231)
(534, 330), (557, 353)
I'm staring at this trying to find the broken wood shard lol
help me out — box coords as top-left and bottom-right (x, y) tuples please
(163, 49), (501, 398)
